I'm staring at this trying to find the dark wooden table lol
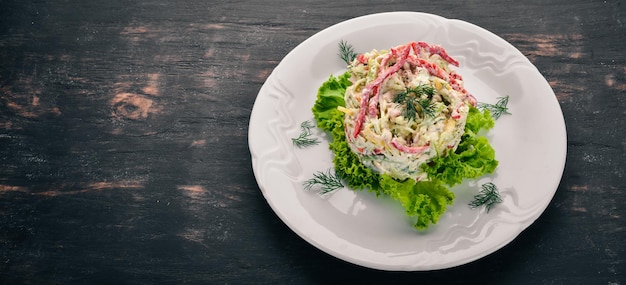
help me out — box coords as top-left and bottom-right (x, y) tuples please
(1, 0), (624, 284)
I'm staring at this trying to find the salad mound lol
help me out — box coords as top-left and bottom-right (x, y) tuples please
(312, 41), (498, 230)
(342, 42), (478, 181)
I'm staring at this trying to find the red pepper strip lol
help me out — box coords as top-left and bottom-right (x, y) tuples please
(409, 56), (451, 81)
(412, 41), (460, 67)
(447, 72), (477, 105)
(357, 54), (368, 64)
(407, 55), (477, 107)
(352, 45), (411, 138)
(367, 47), (400, 117)
(449, 78), (465, 94)
(367, 85), (380, 117)
(408, 42), (478, 104)
(448, 78), (477, 106)
(390, 138), (430, 154)
(352, 89), (372, 138)
(450, 71), (463, 81)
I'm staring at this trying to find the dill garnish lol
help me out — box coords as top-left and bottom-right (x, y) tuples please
(338, 40), (357, 65)
(469, 182), (502, 212)
(303, 168), (343, 195)
(477, 96), (511, 119)
(393, 85), (436, 121)
(292, 120), (320, 148)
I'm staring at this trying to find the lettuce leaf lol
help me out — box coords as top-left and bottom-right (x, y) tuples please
(310, 73), (496, 230)
(312, 72), (351, 132)
(421, 107), (498, 186)
(380, 176), (454, 230)
(465, 105), (495, 134)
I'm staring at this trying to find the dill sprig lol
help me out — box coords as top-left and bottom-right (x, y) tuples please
(477, 96), (511, 119)
(292, 120), (320, 148)
(303, 168), (343, 195)
(393, 85), (436, 121)
(338, 40), (357, 65)
(469, 182), (503, 212)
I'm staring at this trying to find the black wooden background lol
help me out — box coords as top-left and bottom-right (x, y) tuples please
(1, 0), (624, 284)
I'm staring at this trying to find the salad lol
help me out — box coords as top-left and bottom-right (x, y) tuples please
(342, 42), (476, 181)
(308, 41), (503, 230)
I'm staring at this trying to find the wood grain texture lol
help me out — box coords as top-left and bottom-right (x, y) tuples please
(0, 0), (624, 284)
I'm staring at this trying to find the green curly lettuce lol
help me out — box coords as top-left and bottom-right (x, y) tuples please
(311, 72), (496, 230)
(421, 107), (498, 187)
(312, 72), (351, 132)
(380, 176), (454, 230)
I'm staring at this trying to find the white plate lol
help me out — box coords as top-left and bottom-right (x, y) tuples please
(248, 12), (566, 271)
